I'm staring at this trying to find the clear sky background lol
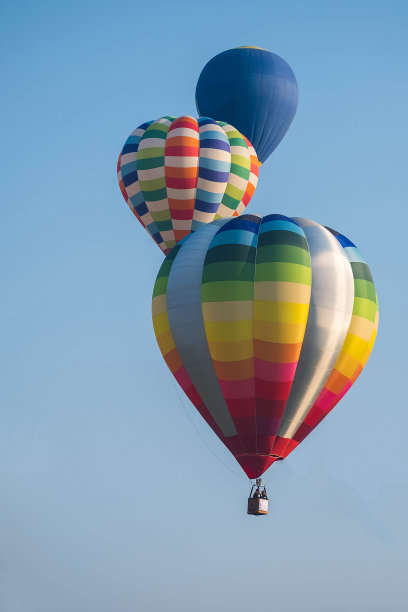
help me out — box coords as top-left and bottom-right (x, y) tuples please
(1, 1), (407, 610)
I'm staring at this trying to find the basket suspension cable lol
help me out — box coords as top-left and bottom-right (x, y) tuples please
(152, 314), (250, 484)
(167, 369), (250, 483)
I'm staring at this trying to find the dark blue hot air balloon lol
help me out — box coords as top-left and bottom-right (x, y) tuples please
(195, 46), (298, 164)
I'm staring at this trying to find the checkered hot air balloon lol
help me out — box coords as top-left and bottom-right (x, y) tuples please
(117, 116), (259, 255)
(152, 214), (378, 479)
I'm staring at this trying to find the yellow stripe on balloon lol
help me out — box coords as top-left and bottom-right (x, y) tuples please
(204, 319), (253, 342)
(202, 301), (253, 322)
(208, 338), (254, 362)
(254, 301), (309, 324)
(254, 320), (306, 344)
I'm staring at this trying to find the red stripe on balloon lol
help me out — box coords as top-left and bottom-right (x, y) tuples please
(165, 145), (200, 156)
(166, 177), (197, 189)
(168, 117), (199, 132)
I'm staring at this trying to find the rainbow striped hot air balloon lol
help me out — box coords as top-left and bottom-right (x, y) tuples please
(118, 116), (259, 255)
(152, 214), (378, 479)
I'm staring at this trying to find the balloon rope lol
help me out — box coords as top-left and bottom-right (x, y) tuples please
(152, 296), (249, 484)
(168, 372), (250, 483)
(262, 466), (278, 488)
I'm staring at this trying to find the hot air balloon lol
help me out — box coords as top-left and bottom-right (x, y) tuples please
(117, 116), (259, 255)
(195, 47), (299, 164)
(152, 214), (378, 482)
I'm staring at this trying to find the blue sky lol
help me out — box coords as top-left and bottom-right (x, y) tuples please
(1, 1), (407, 610)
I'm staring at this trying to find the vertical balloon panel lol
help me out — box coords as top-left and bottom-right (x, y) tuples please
(151, 238), (228, 446)
(253, 215), (312, 465)
(284, 230), (379, 455)
(202, 215), (261, 464)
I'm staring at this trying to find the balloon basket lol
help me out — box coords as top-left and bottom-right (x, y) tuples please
(247, 478), (268, 516)
(247, 497), (268, 516)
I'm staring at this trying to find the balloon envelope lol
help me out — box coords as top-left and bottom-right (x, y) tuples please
(118, 116), (259, 255)
(195, 47), (298, 164)
(152, 214), (378, 478)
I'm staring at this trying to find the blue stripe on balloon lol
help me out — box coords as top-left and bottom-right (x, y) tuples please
(325, 226), (356, 248)
(343, 246), (367, 264)
(147, 223), (162, 239)
(199, 130), (228, 141)
(194, 199), (220, 213)
(217, 217), (261, 234)
(122, 143), (140, 155)
(210, 228), (258, 248)
(332, 233), (356, 248)
(262, 213), (299, 224)
(195, 188), (223, 203)
(259, 219), (305, 236)
(139, 121), (153, 130)
(199, 138), (230, 152)
(129, 191), (145, 207)
(198, 166), (229, 182)
(126, 134), (142, 144)
(198, 157), (230, 172)
(197, 117), (218, 127)
(191, 219), (207, 233)
(122, 170), (138, 187)
(151, 232), (163, 244)
(135, 201), (149, 216)
(121, 162), (137, 177)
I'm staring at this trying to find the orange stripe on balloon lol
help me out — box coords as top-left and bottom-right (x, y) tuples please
(168, 200), (196, 211)
(165, 166), (199, 179)
(170, 116), (199, 131)
(165, 135), (200, 148)
(213, 358), (255, 381)
(174, 229), (191, 242)
(254, 340), (303, 363)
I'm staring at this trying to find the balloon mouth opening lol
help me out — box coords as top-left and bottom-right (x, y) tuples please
(235, 454), (284, 479)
